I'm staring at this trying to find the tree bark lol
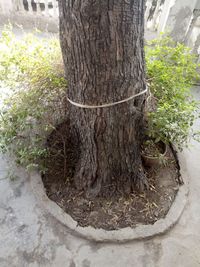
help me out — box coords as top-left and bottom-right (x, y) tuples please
(58, 0), (148, 198)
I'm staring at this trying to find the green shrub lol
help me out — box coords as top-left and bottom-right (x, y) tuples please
(145, 35), (200, 149)
(0, 25), (67, 171)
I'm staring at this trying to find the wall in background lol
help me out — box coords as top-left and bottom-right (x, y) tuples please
(0, 0), (199, 59)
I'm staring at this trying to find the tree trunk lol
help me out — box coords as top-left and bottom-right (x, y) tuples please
(58, 0), (148, 198)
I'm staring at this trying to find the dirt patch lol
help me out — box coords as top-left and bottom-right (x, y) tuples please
(42, 122), (180, 230)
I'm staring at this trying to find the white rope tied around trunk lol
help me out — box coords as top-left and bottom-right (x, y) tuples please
(67, 86), (148, 109)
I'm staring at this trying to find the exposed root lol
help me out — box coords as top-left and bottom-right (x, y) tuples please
(73, 163), (102, 199)
(85, 177), (102, 199)
(134, 167), (149, 192)
(135, 174), (149, 192)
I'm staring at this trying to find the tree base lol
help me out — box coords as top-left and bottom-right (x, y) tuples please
(43, 131), (180, 230)
(73, 155), (149, 199)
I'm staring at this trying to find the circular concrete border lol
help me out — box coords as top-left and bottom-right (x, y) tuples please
(30, 152), (189, 242)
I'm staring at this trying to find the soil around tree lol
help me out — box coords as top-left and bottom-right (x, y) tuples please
(42, 122), (181, 230)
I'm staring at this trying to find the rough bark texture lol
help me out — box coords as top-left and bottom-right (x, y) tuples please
(58, 0), (148, 197)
